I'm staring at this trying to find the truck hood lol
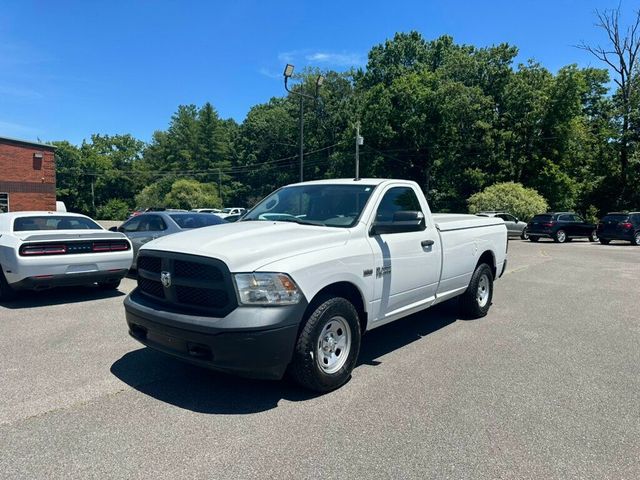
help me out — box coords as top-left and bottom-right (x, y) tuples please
(141, 221), (350, 272)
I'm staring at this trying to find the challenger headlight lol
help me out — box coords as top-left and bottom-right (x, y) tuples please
(234, 273), (302, 305)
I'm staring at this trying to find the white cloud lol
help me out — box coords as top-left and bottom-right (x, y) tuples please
(258, 67), (282, 79)
(0, 120), (41, 137)
(305, 51), (364, 66)
(276, 49), (365, 68)
(0, 84), (43, 99)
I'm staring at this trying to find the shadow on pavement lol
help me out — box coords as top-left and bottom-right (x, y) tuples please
(110, 298), (462, 414)
(0, 285), (125, 309)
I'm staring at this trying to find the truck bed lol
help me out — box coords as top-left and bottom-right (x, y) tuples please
(432, 213), (503, 231)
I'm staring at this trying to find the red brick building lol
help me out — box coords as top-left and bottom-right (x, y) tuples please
(0, 136), (56, 212)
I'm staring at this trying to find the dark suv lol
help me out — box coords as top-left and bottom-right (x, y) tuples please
(527, 212), (598, 243)
(596, 212), (640, 245)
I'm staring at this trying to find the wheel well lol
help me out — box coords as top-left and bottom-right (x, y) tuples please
(477, 250), (496, 279)
(308, 282), (368, 333)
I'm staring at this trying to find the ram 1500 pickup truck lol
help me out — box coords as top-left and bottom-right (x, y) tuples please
(124, 179), (508, 392)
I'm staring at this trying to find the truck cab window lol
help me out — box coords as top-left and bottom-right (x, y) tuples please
(375, 187), (423, 222)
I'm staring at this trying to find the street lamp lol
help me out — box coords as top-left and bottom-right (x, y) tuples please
(283, 64), (324, 182)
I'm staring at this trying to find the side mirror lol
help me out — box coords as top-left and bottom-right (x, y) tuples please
(108, 226), (118, 232)
(515, 219), (519, 224)
(371, 211), (426, 235)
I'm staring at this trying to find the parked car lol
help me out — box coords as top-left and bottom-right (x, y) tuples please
(113, 211), (226, 268)
(0, 211), (132, 300)
(527, 212), (598, 243)
(191, 208), (221, 214)
(215, 207), (246, 219)
(476, 211), (528, 239)
(596, 212), (640, 245)
(124, 178), (508, 392)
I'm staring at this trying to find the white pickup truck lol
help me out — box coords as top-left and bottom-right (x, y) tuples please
(124, 179), (508, 392)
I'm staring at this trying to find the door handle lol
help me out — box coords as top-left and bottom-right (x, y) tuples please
(421, 239), (434, 247)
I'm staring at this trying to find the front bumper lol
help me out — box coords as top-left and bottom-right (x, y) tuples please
(10, 269), (128, 291)
(123, 288), (308, 380)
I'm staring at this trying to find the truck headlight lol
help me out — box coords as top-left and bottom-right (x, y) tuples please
(233, 273), (302, 305)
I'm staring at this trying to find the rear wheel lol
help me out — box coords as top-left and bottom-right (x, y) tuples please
(588, 230), (598, 242)
(599, 238), (610, 245)
(633, 232), (640, 246)
(0, 270), (17, 301)
(460, 263), (493, 319)
(97, 279), (121, 290)
(520, 227), (529, 240)
(290, 295), (361, 392)
(554, 229), (567, 243)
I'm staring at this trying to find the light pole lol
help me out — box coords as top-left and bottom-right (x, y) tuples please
(283, 64), (324, 182)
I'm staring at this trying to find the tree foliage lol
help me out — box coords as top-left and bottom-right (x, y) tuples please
(55, 26), (637, 219)
(467, 182), (549, 221)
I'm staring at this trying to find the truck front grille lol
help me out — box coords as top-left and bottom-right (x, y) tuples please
(136, 251), (236, 316)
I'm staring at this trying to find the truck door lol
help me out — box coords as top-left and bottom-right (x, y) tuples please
(367, 186), (441, 322)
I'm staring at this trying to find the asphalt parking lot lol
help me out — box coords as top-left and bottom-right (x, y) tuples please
(1, 240), (638, 479)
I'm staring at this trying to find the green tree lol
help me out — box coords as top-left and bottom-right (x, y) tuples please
(163, 179), (221, 210)
(467, 182), (548, 221)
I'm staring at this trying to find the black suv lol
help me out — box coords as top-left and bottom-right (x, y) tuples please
(527, 212), (598, 243)
(596, 212), (640, 245)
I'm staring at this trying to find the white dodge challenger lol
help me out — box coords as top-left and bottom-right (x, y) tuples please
(0, 211), (133, 300)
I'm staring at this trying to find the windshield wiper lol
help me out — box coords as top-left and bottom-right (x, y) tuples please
(276, 217), (324, 226)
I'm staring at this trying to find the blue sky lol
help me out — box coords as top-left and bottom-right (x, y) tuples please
(0, 0), (635, 145)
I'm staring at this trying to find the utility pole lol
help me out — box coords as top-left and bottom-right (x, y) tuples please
(218, 168), (223, 206)
(299, 97), (304, 182)
(355, 121), (363, 180)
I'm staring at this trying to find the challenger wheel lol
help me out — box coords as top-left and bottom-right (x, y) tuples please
(460, 263), (493, 319)
(290, 295), (361, 392)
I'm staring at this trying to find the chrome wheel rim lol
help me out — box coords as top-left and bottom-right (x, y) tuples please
(477, 274), (490, 308)
(317, 316), (351, 374)
(557, 230), (566, 242)
(591, 230), (598, 241)
(522, 228), (529, 240)
(635, 233), (640, 245)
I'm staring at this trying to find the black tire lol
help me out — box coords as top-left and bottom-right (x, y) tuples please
(553, 229), (567, 243)
(0, 269), (17, 301)
(520, 227), (529, 240)
(97, 279), (121, 290)
(290, 295), (361, 393)
(599, 238), (610, 245)
(588, 230), (598, 242)
(460, 263), (494, 319)
(529, 236), (539, 242)
(633, 231), (640, 246)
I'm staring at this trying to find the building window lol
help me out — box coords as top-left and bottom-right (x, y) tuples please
(0, 193), (8, 213)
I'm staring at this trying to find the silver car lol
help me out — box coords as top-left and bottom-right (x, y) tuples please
(111, 212), (225, 268)
(477, 211), (528, 239)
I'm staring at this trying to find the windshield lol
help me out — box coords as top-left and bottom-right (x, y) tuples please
(13, 216), (102, 231)
(169, 213), (225, 229)
(242, 184), (376, 228)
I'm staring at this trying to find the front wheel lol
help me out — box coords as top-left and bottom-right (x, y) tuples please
(290, 295), (361, 392)
(520, 227), (529, 240)
(588, 230), (598, 242)
(460, 263), (494, 319)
